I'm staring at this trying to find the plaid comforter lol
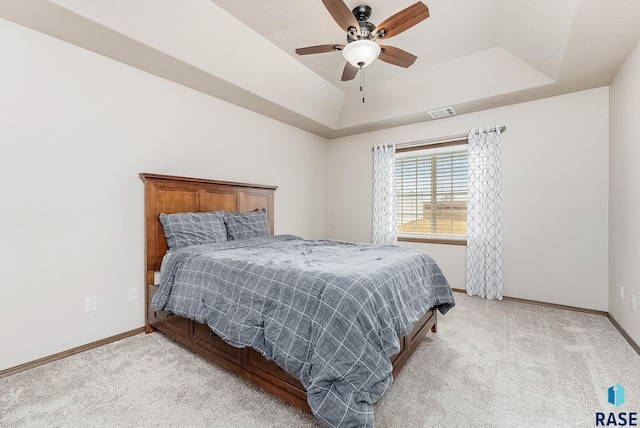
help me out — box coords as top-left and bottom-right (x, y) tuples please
(152, 235), (455, 427)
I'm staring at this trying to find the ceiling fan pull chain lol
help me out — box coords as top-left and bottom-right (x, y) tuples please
(359, 62), (365, 103)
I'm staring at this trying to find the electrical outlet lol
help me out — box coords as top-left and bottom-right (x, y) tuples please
(128, 288), (138, 303)
(620, 286), (624, 301)
(632, 295), (636, 312)
(85, 296), (98, 312)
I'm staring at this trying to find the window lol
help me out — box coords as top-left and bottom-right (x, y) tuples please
(395, 140), (467, 244)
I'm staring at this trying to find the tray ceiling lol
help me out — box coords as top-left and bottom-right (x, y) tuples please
(2, 0), (640, 137)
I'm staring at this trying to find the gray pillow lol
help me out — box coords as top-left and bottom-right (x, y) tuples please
(159, 211), (226, 250)
(224, 208), (270, 240)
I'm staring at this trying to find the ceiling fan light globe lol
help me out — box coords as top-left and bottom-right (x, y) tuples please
(342, 40), (380, 67)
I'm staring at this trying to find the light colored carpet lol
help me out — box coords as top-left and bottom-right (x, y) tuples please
(1, 293), (639, 427)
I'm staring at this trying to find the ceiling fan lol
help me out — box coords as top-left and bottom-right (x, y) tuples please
(295, 0), (430, 82)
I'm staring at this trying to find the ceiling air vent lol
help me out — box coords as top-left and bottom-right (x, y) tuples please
(428, 107), (457, 119)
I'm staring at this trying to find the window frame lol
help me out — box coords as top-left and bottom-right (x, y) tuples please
(396, 139), (468, 246)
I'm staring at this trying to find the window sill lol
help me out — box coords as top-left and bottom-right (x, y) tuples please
(398, 236), (467, 246)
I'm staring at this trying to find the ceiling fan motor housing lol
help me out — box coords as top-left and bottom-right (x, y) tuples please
(348, 5), (377, 41)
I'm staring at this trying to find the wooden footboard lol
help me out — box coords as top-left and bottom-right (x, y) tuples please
(147, 284), (436, 413)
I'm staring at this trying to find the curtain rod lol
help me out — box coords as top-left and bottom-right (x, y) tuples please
(374, 125), (506, 151)
(471, 125), (506, 135)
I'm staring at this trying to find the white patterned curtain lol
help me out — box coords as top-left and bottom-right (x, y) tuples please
(466, 127), (503, 300)
(372, 144), (397, 245)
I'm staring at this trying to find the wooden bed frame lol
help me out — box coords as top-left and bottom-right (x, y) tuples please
(140, 172), (437, 413)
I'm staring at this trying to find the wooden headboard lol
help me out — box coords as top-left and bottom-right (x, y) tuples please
(139, 173), (277, 287)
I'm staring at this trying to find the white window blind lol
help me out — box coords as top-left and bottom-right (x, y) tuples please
(395, 143), (468, 237)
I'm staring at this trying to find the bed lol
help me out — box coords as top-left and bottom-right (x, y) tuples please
(140, 173), (455, 427)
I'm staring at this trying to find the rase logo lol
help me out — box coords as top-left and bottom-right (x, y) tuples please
(610, 384), (626, 408)
(596, 384), (638, 426)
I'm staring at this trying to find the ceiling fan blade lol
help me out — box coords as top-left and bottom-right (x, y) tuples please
(295, 44), (343, 55)
(378, 45), (418, 68)
(373, 2), (430, 40)
(322, 0), (360, 35)
(341, 62), (359, 81)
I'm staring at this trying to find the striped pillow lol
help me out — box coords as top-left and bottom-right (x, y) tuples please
(224, 208), (270, 240)
(159, 211), (227, 250)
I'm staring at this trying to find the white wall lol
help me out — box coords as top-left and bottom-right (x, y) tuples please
(0, 19), (328, 371)
(328, 88), (609, 311)
(1, 13), (628, 372)
(609, 40), (640, 345)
